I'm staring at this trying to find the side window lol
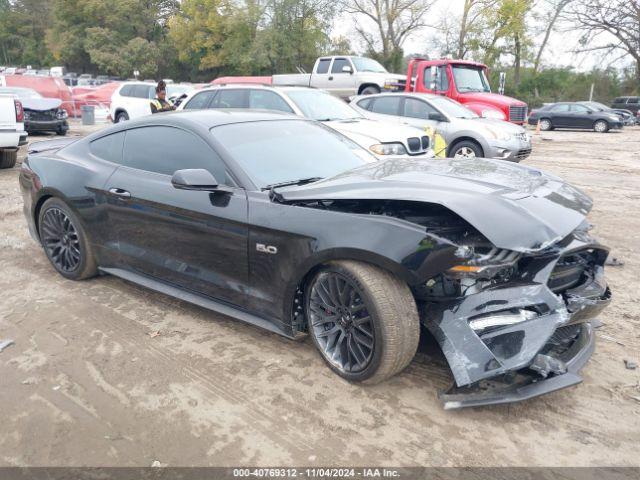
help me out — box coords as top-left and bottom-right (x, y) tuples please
(627, 97), (639, 104)
(551, 104), (570, 112)
(248, 90), (293, 113)
(90, 131), (125, 164)
(403, 98), (438, 119)
(356, 98), (373, 110)
(570, 104), (589, 113)
(437, 66), (449, 91)
(369, 97), (401, 115)
(132, 85), (151, 99)
(211, 89), (248, 108)
(316, 59), (331, 74)
(184, 91), (217, 110)
(120, 85), (134, 97)
(422, 67), (433, 90)
(122, 126), (227, 183)
(612, 97), (624, 104)
(331, 58), (350, 74)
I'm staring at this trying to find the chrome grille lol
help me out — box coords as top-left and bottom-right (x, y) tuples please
(515, 148), (531, 160)
(421, 136), (430, 149)
(509, 105), (527, 122)
(27, 109), (57, 121)
(407, 137), (421, 152)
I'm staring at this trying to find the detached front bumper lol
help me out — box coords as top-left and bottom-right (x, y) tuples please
(421, 235), (611, 408)
(439, 321), (595, 409)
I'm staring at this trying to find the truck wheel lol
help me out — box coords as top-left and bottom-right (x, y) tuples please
(56, 127), (67, 136)
(305, 260), (419, 384)
(0, 149), (18, 169)
(594, 120), (609, 133)
(360, 86), (381, 95)
(38, 197), (97, 281)
(449, 140), (483, 158)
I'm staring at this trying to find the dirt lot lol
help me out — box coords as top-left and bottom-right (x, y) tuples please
(0, 121), (639, 467)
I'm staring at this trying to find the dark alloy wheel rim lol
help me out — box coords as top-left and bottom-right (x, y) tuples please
(41, 207), (81, 273)
(309, 272), (375, 373)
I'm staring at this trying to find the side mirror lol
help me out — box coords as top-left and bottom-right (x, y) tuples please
(171, 169), (231, 192)
(427, 111), (447, 122)
(342, 65), (353, 74)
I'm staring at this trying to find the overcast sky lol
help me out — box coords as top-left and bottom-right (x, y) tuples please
(331, 0), (629, 72)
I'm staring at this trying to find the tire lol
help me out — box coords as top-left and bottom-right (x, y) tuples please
(448, 140), (483, 158)
(38, 197), (97, 280)
(115, 111), (129, 123)
(0, 149), (17, 169)
(56, 128), (67, 136)
(360, 85), (381, 95)
(594, 120), (609, 133)
(539, 118), (553, 131)
(305, 260), (419, 384)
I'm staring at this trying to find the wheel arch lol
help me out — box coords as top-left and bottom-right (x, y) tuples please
(447, 136), (485, 157)
(358, 83), (382, 95)
(282, 247), (417, 333)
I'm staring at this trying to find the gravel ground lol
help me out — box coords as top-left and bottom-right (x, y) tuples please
(0, 120), (639, 467)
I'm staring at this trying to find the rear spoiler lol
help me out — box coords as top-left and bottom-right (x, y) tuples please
(28, 137), (77, 154)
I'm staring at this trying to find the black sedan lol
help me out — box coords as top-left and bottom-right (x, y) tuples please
(19, 110), (611, 408)
(579, 101), (636, 126)
(0, 87), (69, 135)
(528, 102), (623, 132)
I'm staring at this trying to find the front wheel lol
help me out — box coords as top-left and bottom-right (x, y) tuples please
(115, 111), (129, 123)
(594, 120), (609, 133)
(305, 261), (419, 384)
(449, 140), (483, 158)
(38, 198), (97, 280)
(539, 118), (553, 131)
(360, 85), (381, 95)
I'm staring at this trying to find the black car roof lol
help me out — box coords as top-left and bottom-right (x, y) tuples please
(129, 109), (295, 129)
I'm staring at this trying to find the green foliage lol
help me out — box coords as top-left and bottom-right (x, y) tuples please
(0, 0), (54, 67)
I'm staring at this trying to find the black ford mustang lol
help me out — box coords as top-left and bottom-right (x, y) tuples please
(19, 110), (611, 408)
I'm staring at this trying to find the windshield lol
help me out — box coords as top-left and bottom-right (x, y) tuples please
(212, 120), (375, 189)
(429, 96), (478, 119)
(352, 57), (388, 73)
(167, 84), (195, 97)
(586, 102), (607, 111)
(286, 89), (363, 121)
(452, 65), (491, 93)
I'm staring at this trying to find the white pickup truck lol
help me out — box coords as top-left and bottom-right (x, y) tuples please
(0, 93), (27, 169)
(272, 56), (405, 99)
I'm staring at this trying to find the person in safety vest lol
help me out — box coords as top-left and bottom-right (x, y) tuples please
(424, 125), (448, 158)
(150, 80), (176, 114)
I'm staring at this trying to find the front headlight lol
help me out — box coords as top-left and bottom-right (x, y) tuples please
(481, 109), (506, 120)
(369, 142), (407, 156)
(447, 246), (521, 279)
(484, 125), (511, 141)
(56, 109), (68, 119)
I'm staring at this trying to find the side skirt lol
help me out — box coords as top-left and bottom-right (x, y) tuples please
(99, 267), (300, 340)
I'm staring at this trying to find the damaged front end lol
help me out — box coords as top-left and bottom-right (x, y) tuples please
(417, 221), (611, 409)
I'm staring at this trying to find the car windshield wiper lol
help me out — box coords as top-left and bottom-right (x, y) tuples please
(262, 177), (324, 192)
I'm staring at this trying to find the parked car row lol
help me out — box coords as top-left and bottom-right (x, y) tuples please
(528, 101), (626, 132)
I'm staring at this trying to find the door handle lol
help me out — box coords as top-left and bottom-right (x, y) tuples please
(109, 188), (131, 198)
(328, 76), (333, 81)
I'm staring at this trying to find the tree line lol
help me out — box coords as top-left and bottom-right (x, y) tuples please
(0, 0), (637, 105)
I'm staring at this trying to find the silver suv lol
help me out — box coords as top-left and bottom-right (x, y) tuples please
(351, 93), (532, 162)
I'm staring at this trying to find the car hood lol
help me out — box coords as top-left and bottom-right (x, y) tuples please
(455, 117), (527, 134)
(276, 157), (592, 253)
(324, 118), (424, 144)
(457, 91), (526, 108)
(21, 97), (62, 111)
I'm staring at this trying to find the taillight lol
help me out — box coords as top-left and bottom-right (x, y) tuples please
(14, 99), (24, 123)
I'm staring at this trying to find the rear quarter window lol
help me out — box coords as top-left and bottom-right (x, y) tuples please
(90, 131), (125, 164)
(119, 85), (134, 97)
(356, 98), (373, 110)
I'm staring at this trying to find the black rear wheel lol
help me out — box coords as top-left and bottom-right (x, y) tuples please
(38, 198), (97, 280)
(306, 261), (419, 384)
(0, 149), (17, 169)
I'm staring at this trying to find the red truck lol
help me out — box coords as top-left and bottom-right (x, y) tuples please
(404, 58), (528, 124)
